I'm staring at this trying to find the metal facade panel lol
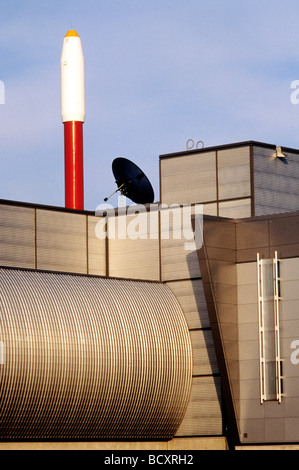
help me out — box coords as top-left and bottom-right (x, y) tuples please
(107, 212), (160, 281)
(280, 259), (299, 387)
(203, 203), (217, 216)
(219, 198), (251, 219)
(166, 279), (210, 330)
(254, 146), (299, 216)
(0, 204), (35, 268)
(190, 330), (219, 376)
(87, 215), (106, 276)
(0, 268), (192, 440)
(36, 209), (87, 274)
(161, 205), (201, 281)
(218, 146), (251, 200)
(161, 240), (200, 281)
(160, 152), (217, 205)
(237, 258), (299, 443)
(175, 376), (222, 437)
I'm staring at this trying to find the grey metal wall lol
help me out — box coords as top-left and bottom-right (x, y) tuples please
(0, 204), (35, 269)
(167, 279), (223, 437)
(0, 268), (192, 440)
(159, 145), (252, 219)
(254, 145), (299, 216)
(160, 142), (299, 220)
(160, 151), (217, 206)
(159, 145), (254, 438)
(217, 146), (251, 201)
(198, 212), (299, 445)
(36, 209), (88, 273)
(0, 204), (106, 276)
(237, 258), (299, 444)
(107, 211), (160, 281)
(0, 201), (224, 439)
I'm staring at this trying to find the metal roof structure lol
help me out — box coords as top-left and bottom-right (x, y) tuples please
(0, 268), (192, 440)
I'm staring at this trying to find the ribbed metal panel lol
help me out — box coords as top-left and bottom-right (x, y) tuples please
(108, 213), (160, 281)
(161, 206), (201, 281)
(167, 280), (210, 330)
(219, 198), (251, 219)
(160, 152), (217, 205)
(87, 215), (106, 276)
(190, 330), (219, 376)
(218, 147), (251, 200)
(0, 204), (35, 268)
(254, 146), (299, 216)
(36, 209), (87, 274)
(0, 268), (192, 440)
(203, 203), (217, 216)
(176, 377), (222, 437)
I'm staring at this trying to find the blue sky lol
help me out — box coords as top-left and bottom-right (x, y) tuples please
(1, 0), (299, 210)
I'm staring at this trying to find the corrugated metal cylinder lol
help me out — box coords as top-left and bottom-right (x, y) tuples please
(0, 268), (192, 440)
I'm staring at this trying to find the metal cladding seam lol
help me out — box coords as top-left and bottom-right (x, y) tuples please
(0, 268), (192, 440)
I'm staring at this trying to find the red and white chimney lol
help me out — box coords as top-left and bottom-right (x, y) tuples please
(61, 30), (85, 210)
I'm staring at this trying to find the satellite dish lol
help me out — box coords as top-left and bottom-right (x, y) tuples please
(104, 157), (155, 204)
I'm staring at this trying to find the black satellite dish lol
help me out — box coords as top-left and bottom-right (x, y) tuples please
(104, 157), (155, 204)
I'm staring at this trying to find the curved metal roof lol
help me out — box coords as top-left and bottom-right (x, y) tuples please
(0, 268), (192, 440)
